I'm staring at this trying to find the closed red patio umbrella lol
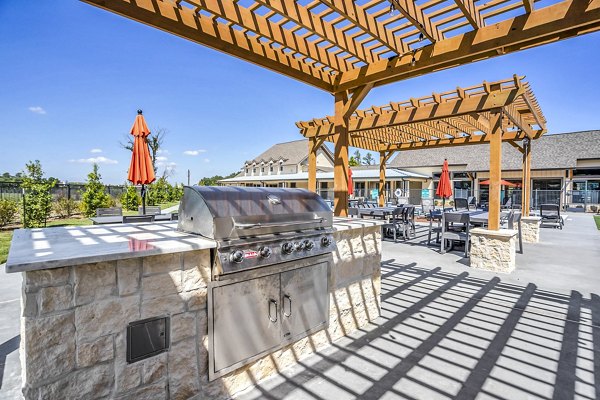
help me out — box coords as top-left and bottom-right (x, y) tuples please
(436, 159), (453, 208)
(348, 167), (354, 196)
(479, 179), (518, 187)
(127, 110), (156, 215)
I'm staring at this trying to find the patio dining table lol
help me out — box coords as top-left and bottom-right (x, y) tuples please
(356, 206), (400, 219)
(90, 213), (173, 225)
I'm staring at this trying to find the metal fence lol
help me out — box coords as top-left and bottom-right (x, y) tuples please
(0, 183), (128, 202)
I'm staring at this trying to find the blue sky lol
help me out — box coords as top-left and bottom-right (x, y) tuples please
(1, 1), (599, 184)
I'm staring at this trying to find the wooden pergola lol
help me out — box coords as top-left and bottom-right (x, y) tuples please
(297, 75), (546, 229)
(81, 0), (600, 228)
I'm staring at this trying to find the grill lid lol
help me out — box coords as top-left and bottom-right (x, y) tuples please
(177, 186), (333, 240)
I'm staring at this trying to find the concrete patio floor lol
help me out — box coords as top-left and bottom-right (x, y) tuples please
(1, 213), (598, 399)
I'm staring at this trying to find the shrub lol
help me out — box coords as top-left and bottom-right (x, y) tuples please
(169, 183), (184, 202)
(0, 198), (19, 228)
(21, 160), (57, 228)
(146, 177), (171, 206)
(121, 185), (141, 211)
(80, 164), (112, 218)
(53, 196), (78, 219)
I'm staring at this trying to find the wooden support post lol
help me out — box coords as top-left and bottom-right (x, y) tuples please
(488, 109), (503, 230)
(524, 140), (532, 215)
(308, 137), (321, 193)
(333, 85), (372, 217)
(333, 92), (350, 217)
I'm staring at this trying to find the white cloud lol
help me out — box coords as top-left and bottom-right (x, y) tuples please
(156, 156), (168, 162)
(183, 149), (207, 156)
(28, 106), (46, 115)
(69, 156), (118, 165)
(156, 149), (169, 155)
(203, 158), (210, 163)
(90, 148), (103, 153)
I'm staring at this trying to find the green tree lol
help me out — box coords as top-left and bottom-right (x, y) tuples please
(80, 164), (111, 217)
(349, 157), (360, 166)
(120, 185), (141, 211)
(21, 160), (57, 228)
(363, 153), (375, 165)
(146, 176), (172, 206)
(169, 183), (184, 202)
(198, 172), (238, 186)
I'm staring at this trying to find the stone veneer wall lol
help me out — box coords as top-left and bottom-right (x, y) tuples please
(20, 225), (381, 400)
(520, 216), (541, 243)
(470, 228), (518, 273)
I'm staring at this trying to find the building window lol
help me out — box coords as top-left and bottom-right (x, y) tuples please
(261, 168), (264, 173)
(253, 168), (256, 173)
(245, 169), (249, 174)
(279, 165), (284, 172)
(270, 166), (274, 172)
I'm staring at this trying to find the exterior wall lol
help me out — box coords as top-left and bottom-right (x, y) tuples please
(19, 225), (381, 400)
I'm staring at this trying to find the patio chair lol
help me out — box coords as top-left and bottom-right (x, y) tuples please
(427, 209), (443, 246)
(138, 206), (161, 215)
(383, 206), (415, 242)
(501, 197), (513, 210)
(348, 207), (359, 218)
(454, 198), (469, 211)
(96, 207), (122, 217)
(170, 212), (179, 221)
(123, 215), (155, 223)
(505, 211), (523, 254)
(467, 196), (477, 210)
(440, 212), (471, 258)
(540, 203), (563, 229)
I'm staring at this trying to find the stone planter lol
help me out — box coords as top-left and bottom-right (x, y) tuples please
(470, 228), (518, 273)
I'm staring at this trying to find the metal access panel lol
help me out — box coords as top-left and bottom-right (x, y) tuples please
(280, 262), (329, 343)
(127, 316), (170, 363)
(210, 273), (281, 377)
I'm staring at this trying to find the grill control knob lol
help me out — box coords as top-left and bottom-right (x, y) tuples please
(303, 240), (315, 250)
(294, 241), (305, 251)
(259, 246), (272, 258)
(230, 250), (244, 263)
(282, 242), (294, 254)
(321, 236), (332, 247)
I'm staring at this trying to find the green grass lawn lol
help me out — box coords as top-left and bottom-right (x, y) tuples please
(0, 231), (12, 264)
(594, 215), (600, 230)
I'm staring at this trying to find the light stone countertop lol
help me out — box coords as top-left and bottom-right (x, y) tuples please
(6, 218), (382, 273)
(5, 222), (217, 273)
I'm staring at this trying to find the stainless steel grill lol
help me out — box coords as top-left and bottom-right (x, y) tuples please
(178, 186), (335, 277)
(177, 186), (336, 380)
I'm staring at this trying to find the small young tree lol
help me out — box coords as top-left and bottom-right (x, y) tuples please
(363, 153), (375, 165)
(80, 164), (111, 217)
(120, 185), (141, 211)
(21, 160), (56, 228)
(53, 196), (79, 219)
(0, 198), (19, 228)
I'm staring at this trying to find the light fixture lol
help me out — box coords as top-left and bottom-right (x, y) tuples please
(389, 3), (395, 16)
(411, 50), (416, 66)
(419, 32), (424, 42)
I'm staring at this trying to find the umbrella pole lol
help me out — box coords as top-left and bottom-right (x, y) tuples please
(142, 184), (146, 215)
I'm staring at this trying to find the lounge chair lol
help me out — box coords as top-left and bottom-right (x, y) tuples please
(540, 204), (563, 229)
(440, 212), (471, 257)
(123, 215), (155, 223)
(138, 206), (161, 215)
(96, 207), (122, 217)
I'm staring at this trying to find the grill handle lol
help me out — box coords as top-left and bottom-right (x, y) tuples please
(283, 295), (292, 318)
(268, 299), (278, 323)
(234, 218), (324, 230)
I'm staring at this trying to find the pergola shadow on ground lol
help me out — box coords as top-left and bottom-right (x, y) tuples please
(240, 260), (599, 400)
(239, 214), (600, 399)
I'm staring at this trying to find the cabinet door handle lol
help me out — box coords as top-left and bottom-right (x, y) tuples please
(283, 295), (292, 318)
(268, 299), (278, 322)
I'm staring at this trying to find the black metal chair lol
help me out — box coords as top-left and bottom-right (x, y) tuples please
(96, 207), (122, 217)
(123, 215), (155, 223)
(440, 212), (471, 257)
(383, 206), (415, 242)
(540, 203), (563, 229)
(348, 207), (359, 218)
(427, 209), (443, 246)
(454, 198), (469, 211)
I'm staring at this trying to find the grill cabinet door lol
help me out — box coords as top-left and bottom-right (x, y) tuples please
(212, 273), (281, 373)
(280, 262), (329, 342)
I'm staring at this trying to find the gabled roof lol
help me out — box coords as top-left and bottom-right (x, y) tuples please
(245, 139), (333, 166)
(219, 168), (427, 183)
(388, 131), (600, 171)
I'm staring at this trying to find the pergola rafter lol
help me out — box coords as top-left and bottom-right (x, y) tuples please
(82, 0), (600, 92)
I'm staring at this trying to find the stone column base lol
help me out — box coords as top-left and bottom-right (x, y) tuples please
(520, 216), (542, 243)
(470, 228), (518, 273)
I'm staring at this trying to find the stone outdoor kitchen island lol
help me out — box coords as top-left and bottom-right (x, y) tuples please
(6, 219), (381, 399)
